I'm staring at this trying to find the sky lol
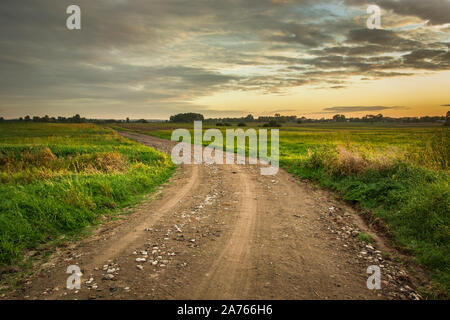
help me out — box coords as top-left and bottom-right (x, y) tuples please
(0, 0), (449, 120)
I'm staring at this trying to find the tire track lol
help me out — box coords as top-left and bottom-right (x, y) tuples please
(86, 165), (200, 270)
(195, 165), (258, 299)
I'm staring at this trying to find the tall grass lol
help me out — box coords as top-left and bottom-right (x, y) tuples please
(406, 128), (449, 170)
(0, 123), (175, 265)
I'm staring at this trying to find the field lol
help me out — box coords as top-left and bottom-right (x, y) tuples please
(115, 122), (449, 295)
(0, 123), (175, 266)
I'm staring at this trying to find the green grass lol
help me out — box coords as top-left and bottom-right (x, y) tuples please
(0, 123), (175, 266)
(357, 232), (375, 244)
(116, 122), (449, 296)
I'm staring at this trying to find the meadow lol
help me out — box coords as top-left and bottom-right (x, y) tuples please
(116, 122), (449, 295)
(0, 123), (175, 266)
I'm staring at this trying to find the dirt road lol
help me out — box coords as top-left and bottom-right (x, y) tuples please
(6, 132), (422, 300)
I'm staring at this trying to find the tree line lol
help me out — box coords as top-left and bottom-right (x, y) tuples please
(0, 114), (149, 124)
(0, 114), (88, 123)
(168, 112), (449, 125)
(1, 111), (448, 126)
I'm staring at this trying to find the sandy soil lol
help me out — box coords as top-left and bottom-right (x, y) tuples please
(4, 132), (424, 300)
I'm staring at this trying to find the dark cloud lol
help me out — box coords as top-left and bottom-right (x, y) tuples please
(310, 44), (389, 56)
(323, 106), (408, 113)
(402, 49), (450, 70)
(347, 29), (419, 48)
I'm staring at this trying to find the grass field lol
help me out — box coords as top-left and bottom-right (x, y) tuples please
(0, 123), (175, 266)
(116, 122), (449, 296)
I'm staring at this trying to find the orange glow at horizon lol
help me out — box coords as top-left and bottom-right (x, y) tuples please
(194, 71), (450, 118)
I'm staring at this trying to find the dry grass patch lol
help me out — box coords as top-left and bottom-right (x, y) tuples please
(307, 145), (398, 176)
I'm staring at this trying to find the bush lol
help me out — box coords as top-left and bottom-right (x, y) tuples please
(170, 113), (204, 123)
(263, 120), (282, 127)
(216, 122), (232, 127)
(238, 122), (247, 127)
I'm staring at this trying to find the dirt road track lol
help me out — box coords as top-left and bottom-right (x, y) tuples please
(194, 166), (257, 299)
(5, 132), (423, 300)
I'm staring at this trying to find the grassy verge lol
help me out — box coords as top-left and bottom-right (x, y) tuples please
(0, 123), (175, 266)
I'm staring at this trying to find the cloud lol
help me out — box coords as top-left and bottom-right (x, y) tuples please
(0, 0), (448, 118)
(346, 29), (419, 48)
(322, 106), (408, 113)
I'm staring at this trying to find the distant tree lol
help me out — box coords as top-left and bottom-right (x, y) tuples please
(297, 116), (307, 124)
(72, 114), (81, 123)
(362, 114), (383, 123)
(18, 117), (24, 122)
(257, 114), (296, 123)
(170, 113), (204, 123)
(238, 122), (247, 127)
(24, 115), (31, 121)
(126, 117), (130, 123)
(445, 111), (450, 126)
(363, 114), (376, 123)
(245, 114), (254, 121)
(333, 114), (346, 122)
(0, 116), (4, 122)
